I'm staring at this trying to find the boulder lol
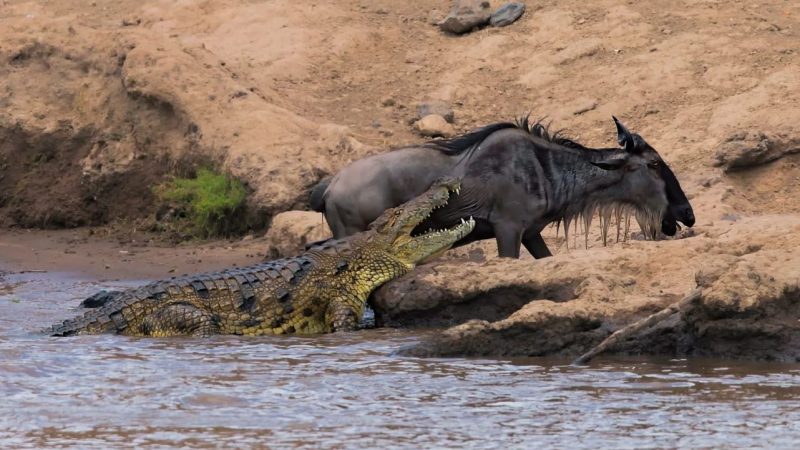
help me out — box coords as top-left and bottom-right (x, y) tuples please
(263, 210), (331, 259)
(439, 0), (492, 35)
(416, 100), (455, 123)
(490, 2), (526, 27)
(377, 215), (800, 362)
(414, 114), (455, 137)
(713, 131), (800, 172)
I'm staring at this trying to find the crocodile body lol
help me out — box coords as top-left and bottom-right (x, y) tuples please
(51, 245), (386, 336)
(48, 178), (474, 337)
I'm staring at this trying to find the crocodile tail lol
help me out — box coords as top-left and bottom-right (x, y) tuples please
(47, 293), (136, 336)
(309, 177), (331, 213)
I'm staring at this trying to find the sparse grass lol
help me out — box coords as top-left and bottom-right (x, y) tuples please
(154, 168), (248, 238)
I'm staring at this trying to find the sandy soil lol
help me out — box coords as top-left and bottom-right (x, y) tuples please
(0, 228), (266, 280)
(3, 0), (799, 226)
(1, 0), (799, 359)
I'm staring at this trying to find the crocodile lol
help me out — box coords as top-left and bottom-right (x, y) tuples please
(48, 178), (474, 337)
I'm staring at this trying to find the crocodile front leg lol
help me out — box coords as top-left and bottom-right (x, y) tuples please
(325, 295), (366, 332)
(133, 303), (220, 337)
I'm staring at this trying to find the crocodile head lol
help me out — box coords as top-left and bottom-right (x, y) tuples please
(367, 177), (475, 269)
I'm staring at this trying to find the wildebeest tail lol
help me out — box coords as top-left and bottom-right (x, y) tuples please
(309, 177), (332, 212)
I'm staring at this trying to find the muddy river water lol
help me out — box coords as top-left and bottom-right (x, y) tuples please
(2, 270), (800, 449)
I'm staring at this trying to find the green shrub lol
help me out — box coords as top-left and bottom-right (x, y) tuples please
(155, 168), (248, 238)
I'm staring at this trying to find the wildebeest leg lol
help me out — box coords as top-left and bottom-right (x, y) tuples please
(522, 230), (552, 259)
(324, 203), (351, 239)
(493, 222), (522, 258)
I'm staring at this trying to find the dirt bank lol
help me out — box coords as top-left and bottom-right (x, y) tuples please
(3, 0), (799, 229)
(1, 0), (799, 360)
(381, 216), (800, 361)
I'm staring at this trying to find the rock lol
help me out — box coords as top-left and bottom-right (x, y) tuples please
(121, 17), (141, 27)
(439, 0), (491, 35)
(416, 100), (454, 123)
(374, 257), (585, 329)
(428, 9), (444, 25)
(490, 2), (526, 27)
(713, 131), (800, 172)
(375, 215), (800, 361)
(571, 98), (598, 115)
(414, 114), (455, 137)
(263, 211), (331, 259)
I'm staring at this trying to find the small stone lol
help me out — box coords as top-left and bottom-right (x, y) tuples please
(713, 131), (800, 172)
(490, 2), (526, 27)
(381, 97), (396, 107)
(121, 17), (141, 27)
(414, 114), (455, 138)
(439, 0), (491, 35)
(572, 99), (598, 116)
(428, 9), (443, 25)
(416, 100), (455, 123)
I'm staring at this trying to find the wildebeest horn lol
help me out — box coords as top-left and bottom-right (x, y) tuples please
(612, 116), (636, 153)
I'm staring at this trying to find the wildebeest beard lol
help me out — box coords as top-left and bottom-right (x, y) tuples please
(556, 201), (666, 250)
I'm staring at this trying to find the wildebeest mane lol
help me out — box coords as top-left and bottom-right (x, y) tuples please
(423, 122), (518, 155)
(422, 114), (589, 157)
(514, 114), (587, 150)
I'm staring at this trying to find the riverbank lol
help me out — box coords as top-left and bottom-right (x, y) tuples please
(0, 228), (263, 280)
(2, 210), (799, 363)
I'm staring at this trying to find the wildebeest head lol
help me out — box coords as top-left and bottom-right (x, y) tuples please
(589, 117), (695, 238)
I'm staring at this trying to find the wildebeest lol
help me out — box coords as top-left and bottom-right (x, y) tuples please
(310, 116), (695, 258)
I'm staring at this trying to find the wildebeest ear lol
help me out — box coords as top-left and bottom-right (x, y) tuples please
(612, 116), (636, 153)
(590, 157), (626, 171)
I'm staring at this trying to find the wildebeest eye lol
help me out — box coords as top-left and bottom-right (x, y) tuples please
(647, 161), (660, 169)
